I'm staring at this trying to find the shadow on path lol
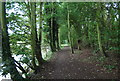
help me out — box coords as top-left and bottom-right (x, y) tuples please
(31, 47), (118, 79)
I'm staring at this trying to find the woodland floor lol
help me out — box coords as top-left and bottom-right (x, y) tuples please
(30, 47), (118, 79)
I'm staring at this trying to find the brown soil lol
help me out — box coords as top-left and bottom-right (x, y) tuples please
(30, 47), (118, 79)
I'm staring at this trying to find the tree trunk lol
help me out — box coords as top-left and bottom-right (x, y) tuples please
(1, 2), (24, 80)
(30, 2), (37, 68)
(38, 2), (44, 63)
(0, 10), (2, 54)
(46, 3), (55, 52)
(30, 2), (43, 68)
(51, 3), (56, 52)
(96, 3), (108, 57)
(56, 25), (60, 50)
(45, 3), (60, 52)
(26, 2), (37, 69)
(53, 4), (60, 51)
(67, 4), (74, 54)
(52, 18), (56, 52)
(96, 24), (107, 57)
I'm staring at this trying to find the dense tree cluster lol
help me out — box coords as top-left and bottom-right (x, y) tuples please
(0, 1), (119, 80)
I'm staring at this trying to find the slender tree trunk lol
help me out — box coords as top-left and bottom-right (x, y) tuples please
(56, 25), (60, 50)
(51, 3), (56, 52)
(67, 4), (74, 54)
(30, 2), (43, 68)
(1, 2), (24, 80)
(0, 1), (1, 54)
(52, 3), (60, 51)
(50, 3), (53, 52)
(96, 24), (105, 56)
(45, 3), (59, 52)
(48, 17), (53, 52)
(54, 3), (60, 51)
(58, 28), (61, 49)
(30, 2), (37, 68)
(26, 2), (37, 70)
(39, 2), (43, 53)
(46, 3), (54, 52)
(52, 18), (56, 51)
(38, 2), (44, 62)
(50, 14), (54, 52)
(48, 3), (56, 52)
(96, 3), (108, 57)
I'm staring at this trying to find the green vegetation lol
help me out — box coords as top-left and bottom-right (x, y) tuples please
(0, 1), (119, 80)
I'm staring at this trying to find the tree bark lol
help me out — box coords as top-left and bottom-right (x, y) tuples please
(30, 2), (37, 68)
(56, 25), (60, 50)
(38, 2), (44, 62)
(51, 3), (56, 52)
(96, 3), (108, 57)
(67, 4), (74, 54)
(45, 3), (60, 52)
(25, 2), (37, 69)
(30, 2), (43, 68)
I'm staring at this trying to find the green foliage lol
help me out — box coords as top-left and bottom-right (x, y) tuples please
(21, 57), (30, 64)
(59, 24), (68, 44)
(2, 59), (17, 76)
(2, 64), (10, 76)
(1, 2), (119, 79)
(98, 56), (106, 62)
(103, 65), (116, 70)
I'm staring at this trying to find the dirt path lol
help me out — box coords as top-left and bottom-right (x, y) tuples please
(31, 47), (118, 79)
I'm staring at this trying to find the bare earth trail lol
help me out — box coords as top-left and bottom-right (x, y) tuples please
(31, 47), (118, 79)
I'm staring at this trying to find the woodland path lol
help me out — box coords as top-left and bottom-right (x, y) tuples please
(31, 47), (118, 79)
